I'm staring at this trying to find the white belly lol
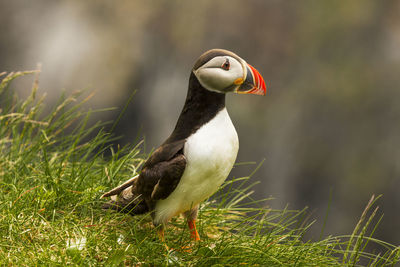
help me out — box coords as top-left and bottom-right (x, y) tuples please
(154, 108), (239, 224)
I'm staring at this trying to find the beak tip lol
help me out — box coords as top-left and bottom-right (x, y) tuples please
(247, 63), (267, 96)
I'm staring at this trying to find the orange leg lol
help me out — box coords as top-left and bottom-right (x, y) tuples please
(157, 227), (169, 250)
(157, 228), (165, 242)
(188, 219), (200, 241)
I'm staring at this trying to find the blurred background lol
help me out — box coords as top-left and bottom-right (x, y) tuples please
(1, 0), (399, 246)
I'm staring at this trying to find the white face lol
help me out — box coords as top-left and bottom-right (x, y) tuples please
(193, 56), (247, 93)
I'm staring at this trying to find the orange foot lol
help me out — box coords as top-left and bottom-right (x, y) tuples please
(157, 228), (169, 251)
(188, 219), (200, 241)
(174, 219), (200, 253)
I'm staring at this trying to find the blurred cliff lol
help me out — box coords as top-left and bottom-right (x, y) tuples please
(1, 0), (399, 245)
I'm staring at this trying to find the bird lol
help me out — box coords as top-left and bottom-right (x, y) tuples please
(101, 48), (266, 243)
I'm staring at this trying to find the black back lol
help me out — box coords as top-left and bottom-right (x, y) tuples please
(164, 72), (226, 144)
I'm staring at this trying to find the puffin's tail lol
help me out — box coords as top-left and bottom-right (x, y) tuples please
(101, 175), (149, 215)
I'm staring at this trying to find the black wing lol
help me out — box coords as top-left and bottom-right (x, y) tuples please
(137, 140), (187, 202)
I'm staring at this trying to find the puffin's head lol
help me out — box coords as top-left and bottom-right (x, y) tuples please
(193, 49), (266, 95)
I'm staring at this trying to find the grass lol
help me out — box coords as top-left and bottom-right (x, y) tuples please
(0, 70), (399, 266)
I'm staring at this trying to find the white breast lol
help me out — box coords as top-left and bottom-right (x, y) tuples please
(154, 108), (239, 224)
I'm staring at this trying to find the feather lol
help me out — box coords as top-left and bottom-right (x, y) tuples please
(100, 174), (139, 199)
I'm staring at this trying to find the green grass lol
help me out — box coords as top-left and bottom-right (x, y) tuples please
(0, 71), (399, 266)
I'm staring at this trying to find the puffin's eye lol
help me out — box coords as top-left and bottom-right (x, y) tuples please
(221, 58), (230, 70)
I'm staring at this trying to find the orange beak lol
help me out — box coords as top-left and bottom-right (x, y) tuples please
(236, 63), (266, 96)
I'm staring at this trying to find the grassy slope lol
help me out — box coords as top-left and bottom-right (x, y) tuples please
(0, 71), (399, 266)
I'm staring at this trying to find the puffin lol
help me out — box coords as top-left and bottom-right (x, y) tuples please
(101, 49), (266, 242)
